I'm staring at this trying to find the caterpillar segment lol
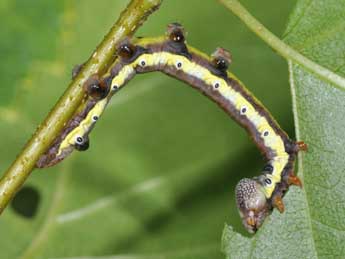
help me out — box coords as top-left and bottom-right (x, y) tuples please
(36, 23), (306, 233)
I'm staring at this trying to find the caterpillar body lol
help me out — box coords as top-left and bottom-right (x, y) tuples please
(37, 23), (307, 233)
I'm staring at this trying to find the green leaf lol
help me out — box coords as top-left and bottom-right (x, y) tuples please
(222, 0), (345, 258)
(0, 0), (63, 105)
(0, 0), (296, 258)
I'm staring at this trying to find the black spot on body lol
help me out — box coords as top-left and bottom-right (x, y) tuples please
(167, 22), (185, 43)
(263, 164), (274, 173)
(76, 137), (83, 144)
(211, 48), (232, 74)
(170, 30), (185, 43)
(75, 138), (89, 151)
(215, 58), (228, 72)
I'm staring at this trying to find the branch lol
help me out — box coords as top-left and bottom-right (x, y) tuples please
(218, 0), (345, 91)
(0, 0), (162, 214)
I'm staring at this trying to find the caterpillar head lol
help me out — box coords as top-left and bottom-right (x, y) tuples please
(235, 177), (270, 233)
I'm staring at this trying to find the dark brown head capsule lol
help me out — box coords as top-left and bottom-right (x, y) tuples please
(84, 75), (109, 100)
(117, 39), (137, 60)
(167, 22), (186, 43)
(211, 48), (232, 72)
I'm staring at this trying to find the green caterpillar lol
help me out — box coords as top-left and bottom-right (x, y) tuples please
(37, 23), (307, 233)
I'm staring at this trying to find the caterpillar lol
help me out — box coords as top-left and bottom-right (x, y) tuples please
(36, 23), (307, 233)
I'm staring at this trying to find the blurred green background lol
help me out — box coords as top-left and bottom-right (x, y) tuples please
(0, 0), (296, 258)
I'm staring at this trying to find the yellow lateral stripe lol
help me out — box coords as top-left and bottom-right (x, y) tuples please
(57, 99), (108, 155)
(58, 50), (289, 198)
(111, 65), (135, 87)
(128, 52), (289, 198)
